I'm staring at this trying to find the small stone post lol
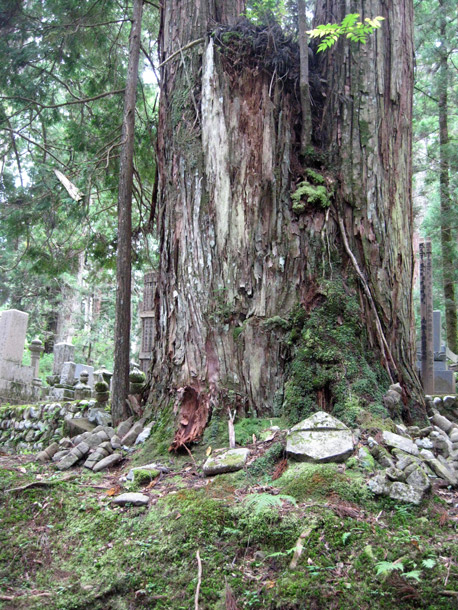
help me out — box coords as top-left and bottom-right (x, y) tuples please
(28, 338), (44, 382)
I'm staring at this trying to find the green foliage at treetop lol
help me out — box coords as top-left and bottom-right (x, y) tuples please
(308, 13), (384, 52)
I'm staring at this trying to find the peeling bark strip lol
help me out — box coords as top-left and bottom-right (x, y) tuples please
(149, 0), (421, 441)
(170, 386), (209, 451)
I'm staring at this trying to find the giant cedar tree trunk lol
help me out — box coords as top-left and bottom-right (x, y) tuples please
(149, 0), (422, 448)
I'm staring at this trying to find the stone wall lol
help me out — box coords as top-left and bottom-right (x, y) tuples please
(0, 400), (96, 453)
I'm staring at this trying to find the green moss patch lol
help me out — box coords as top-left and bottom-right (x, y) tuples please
(282, 279), (390, 426)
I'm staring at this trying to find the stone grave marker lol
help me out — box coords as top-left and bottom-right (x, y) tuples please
(52, 342), (75, 375)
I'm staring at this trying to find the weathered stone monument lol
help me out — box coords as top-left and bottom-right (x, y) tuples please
(431, 310), (456, 394)
(0, 309), (41, 403)
(139, 271), (155, 374)
(52, 341), (75, 376)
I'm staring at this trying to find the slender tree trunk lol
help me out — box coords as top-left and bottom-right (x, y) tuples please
(112, 0), (143, 426)
(148, 0), (422, 448)
(438, 4), (457, 354)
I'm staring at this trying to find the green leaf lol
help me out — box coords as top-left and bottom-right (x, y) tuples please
(404, 570), (422, 582)
(375, 561), (404, 577)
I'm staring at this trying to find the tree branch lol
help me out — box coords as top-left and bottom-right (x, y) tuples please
(0, 89), (125, 111)
(0, 127), (67, 167)
(158, 38), (205, 69)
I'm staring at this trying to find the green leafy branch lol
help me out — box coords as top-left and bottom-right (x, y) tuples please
(307, 13), (384, 53)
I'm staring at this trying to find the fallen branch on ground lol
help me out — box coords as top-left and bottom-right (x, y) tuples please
(195, 549), (202, 610)
(5, 474), (77, 494)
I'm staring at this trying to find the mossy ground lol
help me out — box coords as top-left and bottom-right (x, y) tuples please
(1, 436), (457, 610)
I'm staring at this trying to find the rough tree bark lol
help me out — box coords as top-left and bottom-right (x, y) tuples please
(313, 0), (419, 386)
(148, 0), (422, 449)
(112, 0), (143, 426)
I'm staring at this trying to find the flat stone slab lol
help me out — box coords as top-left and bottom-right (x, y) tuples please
(382, 431), (419, 456)
(111, 493), (149, 507)
(93, 452), (123, 472)
(287, 412), (354, 463)
(424, 457), (457, 486)
(203, 448), (250, 476)
(64, 418), (95, 438)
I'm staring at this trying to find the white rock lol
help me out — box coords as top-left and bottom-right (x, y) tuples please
(135, 427), (152, 445)
(111, 493), (149, 507)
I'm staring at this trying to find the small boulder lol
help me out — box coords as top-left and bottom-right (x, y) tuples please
(135, 426), (152, 445)
(424, 456), (457, 486)
(117, 416), (135, 439)
(111, 492), (149, 507)
(388, 482), (424, 505)
(127, 463), (163, 481)
(203, 448), (250, 476)
(88, 408), (112, 427)
(432, 413), (453, 434)
(121, 422), (144, 446)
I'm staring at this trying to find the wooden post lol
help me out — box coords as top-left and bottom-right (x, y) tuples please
(419, 240), (434, 394)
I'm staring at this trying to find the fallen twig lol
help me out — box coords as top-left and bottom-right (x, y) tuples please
(5, 474), (77, 494)
(195, 549), (202, 610)
(290, 520), (317, 569)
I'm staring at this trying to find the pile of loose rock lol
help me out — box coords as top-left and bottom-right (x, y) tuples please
(36, 416), (152, 472)
(201, 405), (458, 507)
(367, 408), (457, 504)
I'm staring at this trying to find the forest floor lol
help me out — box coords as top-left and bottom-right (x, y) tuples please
(1, 428), (458, 610)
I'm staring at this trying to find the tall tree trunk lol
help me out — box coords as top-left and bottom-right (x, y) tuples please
(148, 0), (422, 448)
(112, 0), (143, 426)
(438, 3), (457, 354)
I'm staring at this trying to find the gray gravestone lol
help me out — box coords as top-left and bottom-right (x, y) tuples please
(53, 342), (75, 375)
(60, 361), (76, 386)
(435, 370), (456, 394)
(0, 309), (28, 363)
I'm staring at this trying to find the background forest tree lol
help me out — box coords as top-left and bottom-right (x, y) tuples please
(0, 0), (158, 371)
(414, 0), (458, 354)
